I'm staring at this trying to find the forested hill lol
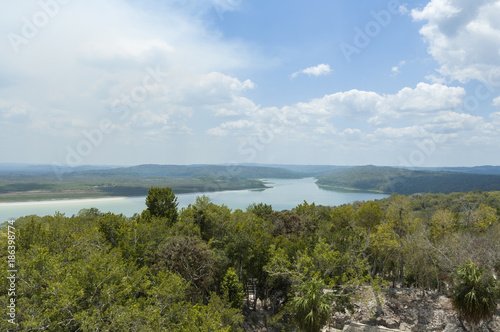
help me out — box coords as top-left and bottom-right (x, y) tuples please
(0, 164), (305, 202)
(68, 164), (303, 179)
(316, 166), (500, 194)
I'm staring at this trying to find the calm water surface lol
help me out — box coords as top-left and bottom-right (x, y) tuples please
(0, 178), (388, 222)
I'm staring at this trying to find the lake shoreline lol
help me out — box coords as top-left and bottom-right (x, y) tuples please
(1, 178), (390, 222)
(316, 183), (387, 194)
(0, 184), (273, 204)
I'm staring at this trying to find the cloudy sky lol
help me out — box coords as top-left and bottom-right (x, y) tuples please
(1, 0), (500, 167)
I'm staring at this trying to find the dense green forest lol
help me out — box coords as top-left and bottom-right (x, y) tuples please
(1, 188), (499, 331)
(316, 166), (500, 194)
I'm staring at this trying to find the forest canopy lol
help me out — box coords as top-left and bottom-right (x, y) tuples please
(1, 188), (499, 331)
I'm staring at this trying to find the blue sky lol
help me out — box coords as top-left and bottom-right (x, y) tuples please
(1, 0), (500, 167)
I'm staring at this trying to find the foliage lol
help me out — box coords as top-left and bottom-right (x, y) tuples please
(289, 278), (334, 332)
(221, 267), (245, 309)
(154, 236), (216, 300)
(2, 188), (500, 331)
(451, 261), (498, 330)
(145, 186), (179, 223)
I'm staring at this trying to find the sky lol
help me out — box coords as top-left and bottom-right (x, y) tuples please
(1, 0), (500, 167)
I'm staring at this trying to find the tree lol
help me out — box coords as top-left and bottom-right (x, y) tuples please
(290, 277), (334, 332)
(221, 267), (245, 309)
(145, 187), (179, 224)
(383, 195), (417, 287)
(451, 261), (498, 332)
(154, 236), (216, 300)
(97, 212), (128, 247)
(187, 195), (232, 242)
(429, 209), (456, 241)
(355, 201), (383, 247)
(247, 202), (273, 217)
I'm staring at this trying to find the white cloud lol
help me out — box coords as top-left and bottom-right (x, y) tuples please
(0, 99), (29, 121)
(212, 96), (259, 116)
(412, 0), (500, 83)
(399, 4), (410, 15)
(391, 60), (406, 75)
(129, 110), (169, 129)
(207, 83), (471, 144)
(291, 64), (332, 78)
(423, 111), (485, 133)
(490, 112), (500, 124)
(493, 96), (500, 107)
(375, 126), (429, 138)
(382, 83), (465, 112)
(206, 127), (229, 136)
(0, 0), (263, 164)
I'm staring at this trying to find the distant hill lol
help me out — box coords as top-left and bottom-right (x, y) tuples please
(0, 163), (120, 175)
(68, 164), (304, 179)
(240, 164), (348, 176)
(3, 163), (500, 200)
(316, 166), (500, 194)
(415, 165), (500, 176)
(0, 164), (305, 202)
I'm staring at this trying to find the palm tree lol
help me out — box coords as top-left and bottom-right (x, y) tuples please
(290, 278), (334, 332)
(451, 261), (498, 332)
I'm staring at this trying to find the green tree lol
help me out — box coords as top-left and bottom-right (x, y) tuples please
(451, 261), (498, 332)
(355, 201), (383, 247)
(221, 267), (245, 309)
(290, 278), (334, 332)
(247, 202), (273, 217)
(97, 212), (128, 247)
(154, 236), (216, 301)
(145, 187), (179, 224)
(429, 209), (456, 241)
(186, 195), (232, 242)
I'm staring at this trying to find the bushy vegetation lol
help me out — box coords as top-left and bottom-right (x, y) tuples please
(1, 188), (499, 331)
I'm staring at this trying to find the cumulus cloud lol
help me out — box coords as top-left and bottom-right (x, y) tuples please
(371, 83), (465, 124)
(207, 83), (472, 141)
(291, 64), (332, 78)
(0, 0), (262, 164)
(412, 0), (500, 83)
(423, 111), (486, 133)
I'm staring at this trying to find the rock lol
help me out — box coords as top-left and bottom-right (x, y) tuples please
(342, 322), (400, 332)
(331, 287), (498, 332)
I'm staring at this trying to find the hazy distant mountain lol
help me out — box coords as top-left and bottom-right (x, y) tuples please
(239, 163), (347, 176)
(0, 163), (120, 175)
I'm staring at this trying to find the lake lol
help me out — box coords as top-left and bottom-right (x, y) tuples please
(0, 178), (389, 222)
